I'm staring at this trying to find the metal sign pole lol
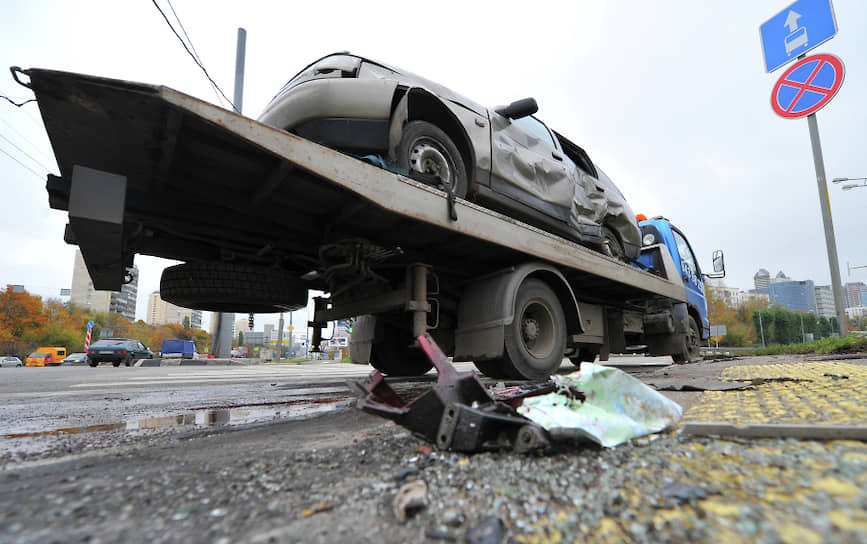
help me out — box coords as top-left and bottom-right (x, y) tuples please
(806, 112), (848, 336)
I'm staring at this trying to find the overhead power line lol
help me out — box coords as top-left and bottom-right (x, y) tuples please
(1, 94), (35, 107)
(0, 115), (55, 166)
(0, 145), (44, 180)
(150, 0), (236, 110)
(0, 131), (52, 173)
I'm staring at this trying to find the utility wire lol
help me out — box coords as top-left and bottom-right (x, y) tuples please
(0, 115), (55, 166)
(0, 145), (45, 180)
(165, 0), (226, 108)
(0, 131), (52, 173)
(150, 0), (235, 110)
(1, 95), (35, 107)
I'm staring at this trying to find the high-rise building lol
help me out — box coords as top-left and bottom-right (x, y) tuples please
(753, 268), (770, 291)
(769, 280), (816, 313)
(70, 250), (138, 322)
(814, 285), (836, 318)
(844, 282), (867, 308)
(146, 291), (202, 328)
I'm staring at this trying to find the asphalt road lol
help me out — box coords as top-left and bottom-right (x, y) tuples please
(3, 354), (863, 543)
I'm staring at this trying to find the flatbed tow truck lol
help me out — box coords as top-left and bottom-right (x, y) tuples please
(13, 66), (723, 380)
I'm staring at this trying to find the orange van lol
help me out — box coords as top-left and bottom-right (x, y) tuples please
(25, 347), (67, 367)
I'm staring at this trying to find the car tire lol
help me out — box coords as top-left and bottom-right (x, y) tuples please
(112, 361), (121, 367)
(124, 357), (133, 367)
(88, 360), (98, 367)
(161, 262), (309, 314)
(397, 121), (468, 199)
(368, 324), (433, 376)
(672, 316), (701, 364)
(487, 279), (567, 380)
(601, 226), (627, 262)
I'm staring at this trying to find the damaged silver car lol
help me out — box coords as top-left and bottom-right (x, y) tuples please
(259, 52), (640, 259)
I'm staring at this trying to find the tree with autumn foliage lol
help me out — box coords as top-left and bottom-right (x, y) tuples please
(0, 286), (49, 356)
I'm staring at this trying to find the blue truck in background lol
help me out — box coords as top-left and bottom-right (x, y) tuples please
(637, 216), (725, 362)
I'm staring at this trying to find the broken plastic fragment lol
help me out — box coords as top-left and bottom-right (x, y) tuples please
(517, 363), (682, 448)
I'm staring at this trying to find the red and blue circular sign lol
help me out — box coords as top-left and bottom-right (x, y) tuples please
(771, 53), (844, 119)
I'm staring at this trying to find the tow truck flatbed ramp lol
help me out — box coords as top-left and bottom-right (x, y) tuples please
(22, 67), (685, 304)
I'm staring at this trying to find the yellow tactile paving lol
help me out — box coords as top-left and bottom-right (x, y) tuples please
(682, 362), (867, 426)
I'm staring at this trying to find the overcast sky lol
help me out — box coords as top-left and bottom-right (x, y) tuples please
(1, 0), (865, 332)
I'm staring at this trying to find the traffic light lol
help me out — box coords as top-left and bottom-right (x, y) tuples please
(248, 313), (254, 330)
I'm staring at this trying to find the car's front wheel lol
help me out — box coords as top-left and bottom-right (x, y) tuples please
(397, 121), (467, 199)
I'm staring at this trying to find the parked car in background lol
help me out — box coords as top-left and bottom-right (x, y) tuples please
(61, 352), (88, 365)
(0, 356), (23, 368)
(258, 52), (641, 260)
(86, 339), (153, 367)
(25, 347), (67, 367)
(160, 339), (198, 359)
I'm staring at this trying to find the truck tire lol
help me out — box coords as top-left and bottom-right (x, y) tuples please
(397, 121), (468, 199)
(369, 324), (433, 376)
(672, 315), (701, 364)
(488, 279), (567, 380)
(161, 262), (308, 314)
(88, 360), (98, 368)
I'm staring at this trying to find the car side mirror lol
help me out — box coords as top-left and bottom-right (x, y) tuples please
(496, 98), (538, 120)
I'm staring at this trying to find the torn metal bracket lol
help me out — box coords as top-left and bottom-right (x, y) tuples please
(352, 333), (548, 452)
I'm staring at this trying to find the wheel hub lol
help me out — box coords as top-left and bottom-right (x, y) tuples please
(522, 318), (539, 342)
(409, 141), (451, 186)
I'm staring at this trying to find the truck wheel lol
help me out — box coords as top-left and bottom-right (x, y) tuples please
(88, 360), (98, 368)
(398, 121), (468, 199)
(491, 279), (566, 380)
(161, 262), (308, 314)
(672, 316), (701, 364)
(369, 325), (433, 376)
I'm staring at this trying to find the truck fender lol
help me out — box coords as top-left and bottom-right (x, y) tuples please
(646, 302), (690, 356)
(453, 263), (581, 362)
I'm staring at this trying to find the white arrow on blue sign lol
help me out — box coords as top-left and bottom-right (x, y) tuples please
(760, 0), (837, 72)
(87, 320), (94, 329)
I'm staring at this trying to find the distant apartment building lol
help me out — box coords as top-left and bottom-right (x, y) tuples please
(146, 291), (202, 328)
(768, 279), (816, 313)
(753, 269), (770, 291)
(845, 282), (867, 308)
(813, 285), (837, 318)
(234, 318), (251, 341)
(70, 250), (138, 322)
(707, 279), (769, 308)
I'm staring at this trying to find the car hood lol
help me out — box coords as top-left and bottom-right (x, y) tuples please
(263, 52), (488, 118)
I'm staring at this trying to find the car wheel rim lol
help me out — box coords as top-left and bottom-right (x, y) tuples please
(520, 300), (555, 359)
(408, 139), (452, 188)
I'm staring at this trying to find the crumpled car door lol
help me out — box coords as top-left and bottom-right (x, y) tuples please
(489, 114), (573, 222)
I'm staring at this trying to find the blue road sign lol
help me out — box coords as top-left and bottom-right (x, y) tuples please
(87, 320), (94, 329)
(760, 0), (837, 72)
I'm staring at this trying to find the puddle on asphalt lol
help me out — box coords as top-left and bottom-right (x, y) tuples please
(3, 397), (351, 439)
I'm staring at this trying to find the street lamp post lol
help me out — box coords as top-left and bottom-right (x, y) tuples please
(832, 177), (867, 191)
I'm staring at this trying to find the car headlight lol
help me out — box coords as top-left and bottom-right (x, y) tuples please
(642, 233), (656, 246)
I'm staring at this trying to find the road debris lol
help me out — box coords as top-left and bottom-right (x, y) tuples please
(518, 363), (683, 447)
(301, 500), (335, 517)
(393, 479), (428, 523)
(647, 378), (753, 391)
(659, 481), (719, 504)
(465, 516), (507, 544)
(352, 334), (683, 452)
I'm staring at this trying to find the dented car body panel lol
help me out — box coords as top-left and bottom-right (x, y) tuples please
(258, 53), (640, 258)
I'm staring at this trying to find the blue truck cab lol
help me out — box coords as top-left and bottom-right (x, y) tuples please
(636, 216), (725, 361)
